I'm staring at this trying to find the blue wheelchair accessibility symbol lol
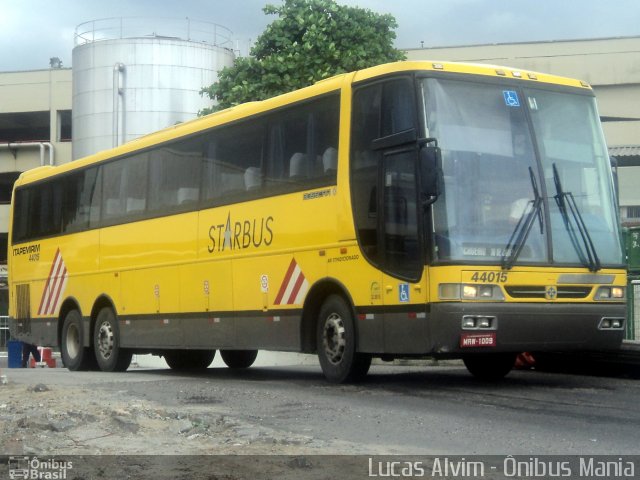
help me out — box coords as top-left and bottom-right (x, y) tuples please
(399, 284), (410, 303)
(503, 90), (520, 107)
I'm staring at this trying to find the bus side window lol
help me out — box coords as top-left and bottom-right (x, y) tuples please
(149, 140), (202, 214)
(101, 153), (148, 222)
(244, 167), (262, 190)
(263, 94), (339, 195)
(202, 121), (264, 203)
(12, 189), (29, 243)
(32, 183), (63, 238)
(322, 147), (337, 176)
(62, 167), (100, 233)
(289, 153), (310, 180)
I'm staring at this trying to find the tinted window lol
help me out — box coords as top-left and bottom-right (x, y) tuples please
(351, 78), (420, 279)
(11, 92), (341, 243)
(102, 153), (148, 222)
(202, 121), (264, 203)
(383, 150), (420, 279)
(351, 84), (382, 262)
(62, 168), (101, 233)
(264, 95), (339, 195)
(382, 79), (415, 136)
(33, 182), (63, 238)
(149, 141), (202, 214)
(12, 188), (30, 243)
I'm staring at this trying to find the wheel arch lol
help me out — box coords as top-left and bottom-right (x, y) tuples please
(300, 277), (355, 354)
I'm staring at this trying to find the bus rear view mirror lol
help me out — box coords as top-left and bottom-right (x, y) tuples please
(419, 144), (442, 204)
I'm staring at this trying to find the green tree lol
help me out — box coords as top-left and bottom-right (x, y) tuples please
(200, 0), (405, 114)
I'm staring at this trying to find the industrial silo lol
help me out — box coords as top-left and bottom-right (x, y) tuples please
(72, 17), (235, 159)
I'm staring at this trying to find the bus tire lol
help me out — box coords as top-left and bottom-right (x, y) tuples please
(316, 295), (371, 383)
(93, 307), (132, 372)
(463, 353), (516, 380)
(61, 309), (95, 371)
(164, 350), (215, 370)
(220, 349), (258, 369)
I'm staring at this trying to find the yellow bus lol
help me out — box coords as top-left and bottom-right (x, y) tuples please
(8, 61), (626, 382)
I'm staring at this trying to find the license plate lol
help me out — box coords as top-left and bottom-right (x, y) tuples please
(460, 332), (496, 348)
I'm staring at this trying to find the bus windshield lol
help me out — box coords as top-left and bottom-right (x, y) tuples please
(423, 78), (624, 267)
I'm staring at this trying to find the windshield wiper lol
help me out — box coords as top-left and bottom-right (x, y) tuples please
(552, 163), (601, 272)
(501, 167), (544, 270)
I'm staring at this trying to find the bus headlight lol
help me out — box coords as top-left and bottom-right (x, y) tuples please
(439, 284), (461, 300)
(595, 286), (625, 300)
(463, 285), (478, 298)
(439, 284), (505, 301)
(462, 284), (504, 301)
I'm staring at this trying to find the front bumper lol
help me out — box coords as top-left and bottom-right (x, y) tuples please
(428, 302), (625, 355)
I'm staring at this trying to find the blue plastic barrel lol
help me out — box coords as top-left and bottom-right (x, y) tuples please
(7, 340), (22, 368)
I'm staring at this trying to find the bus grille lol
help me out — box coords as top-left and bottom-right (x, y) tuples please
(505, 286), (592, 299)
(16, 284), (31, 318)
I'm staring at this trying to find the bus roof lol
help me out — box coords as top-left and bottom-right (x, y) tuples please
(13, 60), (590, 187)
(352, 60), (590, 89)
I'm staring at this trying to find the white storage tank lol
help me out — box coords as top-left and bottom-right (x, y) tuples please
(72, 17), (235, 159)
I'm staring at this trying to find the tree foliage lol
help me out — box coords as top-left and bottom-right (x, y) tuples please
(200, 0), (405, 114)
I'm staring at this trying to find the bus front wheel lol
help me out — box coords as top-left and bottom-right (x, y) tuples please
(316, 295), (371, 383)
(93, 307), (132, 372)
(61, 309), (95, 371)
(220, 349), (258, 369)
(463, 353), (516, 380)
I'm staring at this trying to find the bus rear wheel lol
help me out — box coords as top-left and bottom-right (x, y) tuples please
(463, 353), (516, 380)
(61, 309), (96, 371)
(164, 350), (215, 370)
(316, 295), (371, 383)
(220, 349), (258, 369)
(94, 307), (132, 372)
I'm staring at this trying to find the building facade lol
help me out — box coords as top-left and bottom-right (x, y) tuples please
(0, 67), (72, 262)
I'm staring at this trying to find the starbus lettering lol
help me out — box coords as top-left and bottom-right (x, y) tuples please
(208, 213), (274, 253)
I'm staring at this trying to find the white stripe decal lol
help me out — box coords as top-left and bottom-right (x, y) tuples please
(50, 271), (68, 315)
(293, 278), (309, 305)
(38, 249), (69, 316)
(274, 259), (309, 306)
(281, 264), (301, 304)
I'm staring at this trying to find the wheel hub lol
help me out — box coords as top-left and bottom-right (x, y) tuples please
(322, 313), (346, 365)
(97, 321), (114, 360)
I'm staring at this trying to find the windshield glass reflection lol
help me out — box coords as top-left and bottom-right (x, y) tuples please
(423, 78), (547, 264)
(423, 78), (623, 267)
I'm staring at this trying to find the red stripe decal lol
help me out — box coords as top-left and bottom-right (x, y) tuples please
(287, 272), (306, 305)
(38, 249), (60, 315)
(48, 266), (67, 315)
(42, 255), (64, 315)
(274, 258), (297, 305)
(37, 249), (69, 316)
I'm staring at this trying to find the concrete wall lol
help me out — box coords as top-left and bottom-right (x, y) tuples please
(0, 68), (73, 171)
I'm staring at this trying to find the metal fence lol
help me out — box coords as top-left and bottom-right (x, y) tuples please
(630, 279), (640, 341)
(0, 315), (9, 352)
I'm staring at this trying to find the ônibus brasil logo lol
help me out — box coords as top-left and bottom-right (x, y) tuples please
(8, 456), (73, 480)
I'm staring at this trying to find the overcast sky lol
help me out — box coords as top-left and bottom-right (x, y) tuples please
(1, 0), (639, 71)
